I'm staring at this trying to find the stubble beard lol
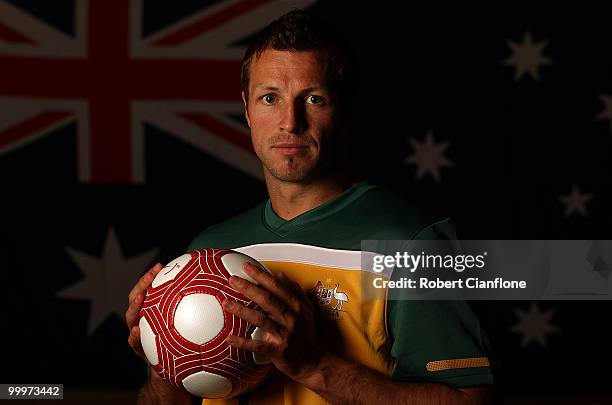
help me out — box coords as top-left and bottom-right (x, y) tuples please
(262, 154), (318, 183)
(262, 145), (341, 184)
(257, 129), (341, 184)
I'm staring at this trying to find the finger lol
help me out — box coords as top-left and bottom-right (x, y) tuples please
(227, 334), (275, 355)
(242, 263), (302, 313)
(222, 299), (278, 333)
(128, 264), (158, 304)
(128, 263), (163, 303)
(125, 291), (145, 328)
(277, 272), (310, 304)
(128, 325), (145, 359)
(229, 274), (293, 323)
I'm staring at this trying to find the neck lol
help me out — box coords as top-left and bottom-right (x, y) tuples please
(265, 169), (353, 221)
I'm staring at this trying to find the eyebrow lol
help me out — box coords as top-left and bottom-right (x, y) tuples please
(254, 85), (280, 92)
(253, 85), (325, 94)
(301, 87), (323, 94)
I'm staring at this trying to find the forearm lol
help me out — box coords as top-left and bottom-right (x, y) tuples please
(137, 369), (194, 405)
(301, 353), (491, 405)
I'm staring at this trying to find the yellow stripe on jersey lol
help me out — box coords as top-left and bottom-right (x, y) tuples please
(425, 357), (490, 372)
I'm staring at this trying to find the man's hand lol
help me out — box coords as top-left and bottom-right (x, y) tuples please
(125, 263), (194, 405)
(224, 264), (495, 405)
(126, 263), (163, 360)
(222, 263), (326, 383)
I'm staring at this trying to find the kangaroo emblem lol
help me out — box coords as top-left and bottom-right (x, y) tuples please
(311, 280), (349, 317)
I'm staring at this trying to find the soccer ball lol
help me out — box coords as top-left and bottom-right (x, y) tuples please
(138, 248), (274, 398)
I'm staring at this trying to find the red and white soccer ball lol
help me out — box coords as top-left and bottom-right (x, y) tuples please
(138, 248), (274, 398)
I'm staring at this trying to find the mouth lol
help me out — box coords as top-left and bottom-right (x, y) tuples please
(271, 143), (309, 155)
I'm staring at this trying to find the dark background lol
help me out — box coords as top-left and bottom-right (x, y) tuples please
(1, 0), (611, 403)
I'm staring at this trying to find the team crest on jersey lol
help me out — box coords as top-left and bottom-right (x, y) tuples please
(309, 280), (349, 319)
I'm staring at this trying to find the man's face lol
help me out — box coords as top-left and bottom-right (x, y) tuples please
(243, 49), (342, 183)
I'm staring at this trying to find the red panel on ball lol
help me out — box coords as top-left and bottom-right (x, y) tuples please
(139, 248), (273, 398)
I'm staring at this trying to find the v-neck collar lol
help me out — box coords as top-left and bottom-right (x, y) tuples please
(263, 181), (375, 236)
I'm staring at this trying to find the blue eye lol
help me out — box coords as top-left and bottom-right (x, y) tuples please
(306, 95), (324, 104)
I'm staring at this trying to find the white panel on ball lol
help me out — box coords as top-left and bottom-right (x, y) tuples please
(221, 253), (270, 284)
(251, 327), (271, 365)
(152, 254), (193, 288)
(139, 317), (159, 366)
(174, 293), (224, 345)
(182, 370), (233, 398)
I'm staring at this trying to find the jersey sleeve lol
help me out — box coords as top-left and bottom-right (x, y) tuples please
(386, 218), (494, 387)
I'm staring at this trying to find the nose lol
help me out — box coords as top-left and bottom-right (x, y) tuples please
(279, 100), (307, 134)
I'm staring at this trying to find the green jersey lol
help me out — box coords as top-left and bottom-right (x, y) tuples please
(188, 181), (493, 405)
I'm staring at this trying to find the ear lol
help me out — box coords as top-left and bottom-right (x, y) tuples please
(241, 91), (251, 128)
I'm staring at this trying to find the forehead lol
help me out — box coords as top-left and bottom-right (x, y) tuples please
(249, 49), (328, 90)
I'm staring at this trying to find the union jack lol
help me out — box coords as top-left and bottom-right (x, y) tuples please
(0, 0), (314, 183)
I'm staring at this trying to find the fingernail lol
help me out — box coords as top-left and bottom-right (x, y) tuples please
(242, 262), (257, 271)
(226, 335), (235, 344)
(223, 299), (234, 309)
(229, 276), (243, 287)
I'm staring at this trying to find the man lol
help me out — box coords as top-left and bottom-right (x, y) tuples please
(126, 10), (494, 405)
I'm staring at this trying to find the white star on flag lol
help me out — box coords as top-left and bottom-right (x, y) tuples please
(558, 184), (594, 218)
(596, 93), (612, 133)
(502, 30), (553, 82)
(510, 301), (559, 348)
(57, 227), (159, 335)
(404, 130), (453, 182)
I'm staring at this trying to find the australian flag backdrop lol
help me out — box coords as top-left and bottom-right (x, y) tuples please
(1, 0), (611, 403)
